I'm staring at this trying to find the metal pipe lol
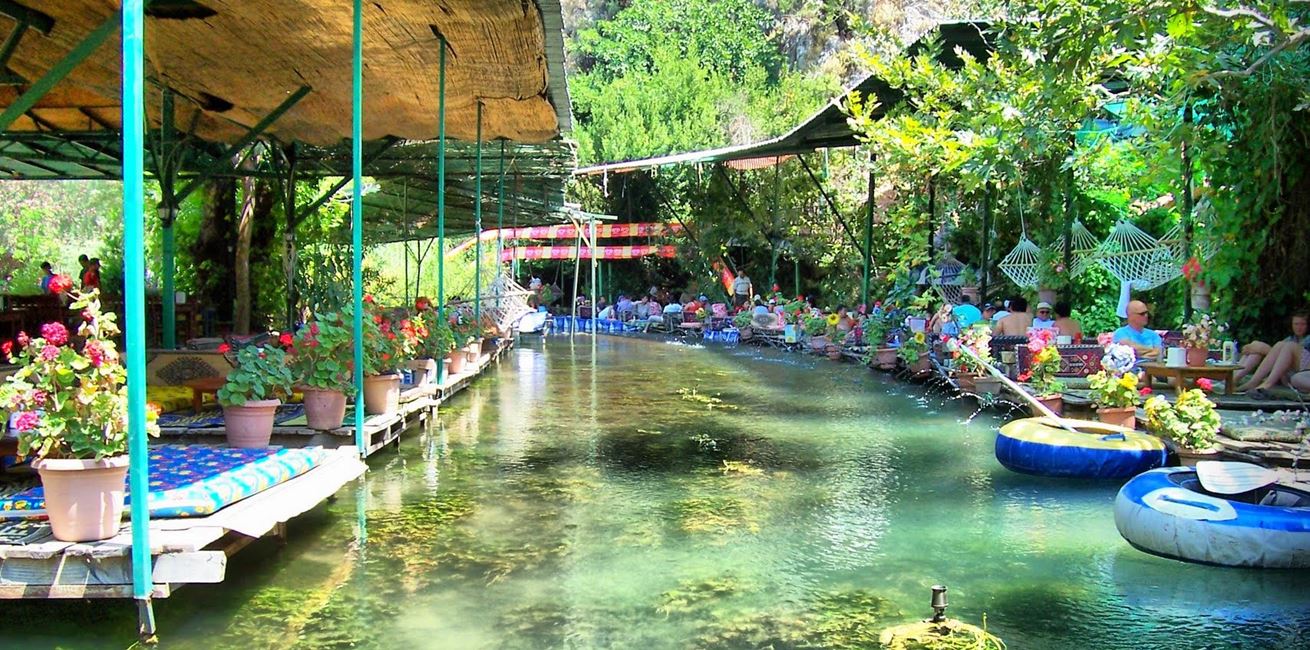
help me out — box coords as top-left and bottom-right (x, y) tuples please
(435, 37), (447, 380)
(496, 139), (505, 280)
(1181, 101), (1195, 319)
(474, 102), (483, 325)
(863, 151), (874, 308)
(122, 0), (155, 636)
(350, 0), (365, 449)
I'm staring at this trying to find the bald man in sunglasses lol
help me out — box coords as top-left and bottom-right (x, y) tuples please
(1112, 300), (1163, 361)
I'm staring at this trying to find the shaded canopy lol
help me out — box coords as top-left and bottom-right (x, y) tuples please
(0, 0), (576, 239)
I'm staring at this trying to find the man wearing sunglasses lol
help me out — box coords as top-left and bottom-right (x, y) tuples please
(1112, 299), (1162, 361)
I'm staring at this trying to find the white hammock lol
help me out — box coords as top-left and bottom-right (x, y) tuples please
(1159, 196), (1220, 267)
(928, 254), (966, 304)
(1096, 220), (1176, 290)
(998, 236), (1042, 289)
(1046, 220), (1102, 278)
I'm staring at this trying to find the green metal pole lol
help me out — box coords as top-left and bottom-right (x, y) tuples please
(436, 37), (447, 382)
(863, 152), (874, 308)
(350, 0), (365, 450)
(160, 89), (176, 349)
(122, 0), (155, 634)
(1181, 101), (1195, 320)
(497, 140), (505, 274)
(0, 13), (119, 132)
(474, 102), (483, 325)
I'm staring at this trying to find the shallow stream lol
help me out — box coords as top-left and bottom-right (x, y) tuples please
(5, 336), (1308, 648)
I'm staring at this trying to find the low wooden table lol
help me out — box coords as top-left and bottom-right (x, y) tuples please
(1140, 362), (1241, 395)
(182, 375), (228, 413)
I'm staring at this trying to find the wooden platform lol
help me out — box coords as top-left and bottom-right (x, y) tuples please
(157, 338), (515, 457)
(0, 446), (366, 599)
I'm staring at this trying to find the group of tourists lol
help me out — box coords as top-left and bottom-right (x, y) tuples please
(36, 255), (99, 296)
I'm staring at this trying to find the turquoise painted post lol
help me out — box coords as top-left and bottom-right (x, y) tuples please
(435, 37), (447, 383)
(122, 0), (154, 633)
(474, 102), (483, 325)
(350, 0), (365, 450)
(496, 140), (505, 275)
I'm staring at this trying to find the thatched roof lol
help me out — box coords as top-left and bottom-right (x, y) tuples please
(3, 0), (571, 145)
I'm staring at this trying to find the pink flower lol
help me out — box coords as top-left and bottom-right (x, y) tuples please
(13, 411), (39, 432)
(1139, 387), (1152, 396)
(47, 274), (73, 295)
(29, 389), (47, 406)
(1196, 378), (1214, 392)
(40, 322), (69, 346)
(84, 339), (105, 367)
(279, 332), (294, 347)
(1027, 338), (1045, 353)
(1, 340), (11, 358)
(39, 345), (59, 362)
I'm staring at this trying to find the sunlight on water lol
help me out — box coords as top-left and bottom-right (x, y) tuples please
(4, 336), (1307, 649)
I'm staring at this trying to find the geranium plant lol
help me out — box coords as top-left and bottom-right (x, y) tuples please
(0, 283), (159, 459)
(1144, 389), (1221, 451)
(1181, 313), (1224, 349)
(361, 296), (412, 374)
(1020, 328), (1064, 397)
(216, 343), (296, 406)
(289, 310), (356, 396)
(1088, 343), (1142, 409)
(803, 315), (827, 337)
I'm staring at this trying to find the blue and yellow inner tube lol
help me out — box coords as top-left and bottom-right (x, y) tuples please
(995, 417), (1169, 479)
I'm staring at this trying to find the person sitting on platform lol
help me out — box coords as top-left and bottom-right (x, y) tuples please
(991, 299), (1011, 323)
(616, 295), (635, 321)
(981, 303), (997, 322)
(1236, 310), (1310, 398)
(1032, 302), (1057, 330)
(995, 296), (1033, 336)
(1234, 312), (1308, 384)
(1112, 300), (1162, 362)
(1054, 301), (1083, 343)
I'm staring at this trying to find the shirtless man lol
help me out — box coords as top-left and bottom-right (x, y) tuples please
(995, 296), (1033, 336)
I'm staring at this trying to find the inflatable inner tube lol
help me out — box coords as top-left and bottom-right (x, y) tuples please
(1114, 467), (1310, 568)
(995, 417), (1168, 479)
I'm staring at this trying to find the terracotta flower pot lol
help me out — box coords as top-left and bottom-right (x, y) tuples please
(826, 344), (842, 361)
(1096, 406), (1136, 430)
(875, 348), (898, 370)
(302, 387), (347, 431)
(975, 376), (1003, 396)
(465, 343), (480, 363)
(1173, 444), (1221, 467)
(408, 358), (438, 386)
(363, 374), (401, 415)
(809, 335), (830, 352)
(1186, 346), (1209, 367)
(955, 372), (977, 393)
(223, 398), (281, 448)
(32, 455), (129, 542)
(447, 350), (467, 375)
(909, 356), (931, 374)
(1032, 394), (1064, 417)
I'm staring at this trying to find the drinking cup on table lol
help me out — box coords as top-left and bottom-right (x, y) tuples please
(1056, 335), (1072, 345)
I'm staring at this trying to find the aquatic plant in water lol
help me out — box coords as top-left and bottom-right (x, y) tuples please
(678, 385), (738, 410)
(879, 615), (1006, 650)
(670, 495), (761, 535)
(656, 574), (746, 616)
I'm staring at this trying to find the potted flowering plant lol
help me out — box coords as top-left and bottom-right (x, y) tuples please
(897, 330), (931, 373)
(952, 323), (996, 393)
(957, 266), (979, 303)
(401, 313), (437, 385)
(1087, 343), (1143, 429)
(823, 313), (844, 359)
(1182, 256), (1209, 312)
(361, 297), (409, 415)
(1181, 313), (1223, 367)
(289, 310), (356, 430)
(0, 281), (160, 541)
(1035, 248), (1068, 305)
(1020, 328), (1065, 415)
(1144, 388), (1221, 461)
(217, 342), (295, 448)
(804, 314), (829, 352)
(862, 311), (897, 370)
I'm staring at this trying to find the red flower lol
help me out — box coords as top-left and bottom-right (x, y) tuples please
(47, 274), (74, 295)
(40, 322), (69, 346)
(309, 323), (320, 336)
(363, 294), (375, 304)
(381, 352), (391, 361)
(1196, 378), (1214, 392)
(415, 297), (431, 312)
(218, 343), (232, 353)
(1181, 256), (1202, 282)
(1018, 371), (1032, 382)
(1, 340), (11, 358)
(1139, 387), (1152, 396)
(373, 314), (384, 324)
(279, 332), (293, 347)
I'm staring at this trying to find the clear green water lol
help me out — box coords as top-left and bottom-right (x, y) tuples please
(5, 336), (1309, 649)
